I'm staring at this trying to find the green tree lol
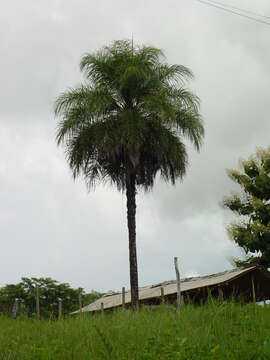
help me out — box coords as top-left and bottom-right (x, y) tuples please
(83, 290), (101, 306)
(0, 284), (24, 315)
(55, 40), (204, 309)
(19, 277), (80, 318)
(223, 147), (270, 268)
(0, 277), (101, 318)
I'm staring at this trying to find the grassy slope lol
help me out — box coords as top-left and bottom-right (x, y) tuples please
(0, 302), (270, 359)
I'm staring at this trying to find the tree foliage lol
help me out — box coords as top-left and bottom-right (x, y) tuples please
(0, 277), (101, 318)
(55, 40), (204, 191)
(223, 147), (270, 268)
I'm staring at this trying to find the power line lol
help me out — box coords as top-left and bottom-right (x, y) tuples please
(195, 0), (270, 25)
(194, 0), (270, 26)
(205, 0), (270, 21)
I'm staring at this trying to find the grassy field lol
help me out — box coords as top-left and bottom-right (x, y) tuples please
(0, 301), (269, 359)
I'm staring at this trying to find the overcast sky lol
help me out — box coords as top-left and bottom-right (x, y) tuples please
(1, 0), (270, 292)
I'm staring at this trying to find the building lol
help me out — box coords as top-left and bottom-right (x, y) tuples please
(77, 265), (270, 313)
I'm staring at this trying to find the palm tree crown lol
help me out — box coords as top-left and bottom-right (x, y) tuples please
(55, 40), (204, 309)
(55, 40), (203, 190)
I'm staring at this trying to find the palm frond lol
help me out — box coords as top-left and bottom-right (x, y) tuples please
(159, 64), (194, 84)
(55, 86), (118, 145)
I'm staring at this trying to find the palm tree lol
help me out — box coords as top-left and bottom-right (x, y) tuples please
(55, 40), (204, 309)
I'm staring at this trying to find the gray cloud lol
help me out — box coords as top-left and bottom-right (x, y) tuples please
(0, 0), (269, 292)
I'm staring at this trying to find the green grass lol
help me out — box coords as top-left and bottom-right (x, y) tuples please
(0, 301), (270, 359)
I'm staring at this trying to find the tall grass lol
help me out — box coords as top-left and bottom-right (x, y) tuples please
(0, 301), (269, 359)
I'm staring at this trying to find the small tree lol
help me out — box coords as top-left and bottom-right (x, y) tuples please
(223, 147), (270, 268)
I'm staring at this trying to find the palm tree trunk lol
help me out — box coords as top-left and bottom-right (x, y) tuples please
(126, 173), (139, 310)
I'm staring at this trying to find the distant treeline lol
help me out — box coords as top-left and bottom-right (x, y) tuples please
(0, 277), (102, 318)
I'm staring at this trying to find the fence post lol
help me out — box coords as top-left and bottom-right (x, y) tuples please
(101, 302), (104, 316)
(218, 286), (223, 302)
(122, 287), (125, 309)
(19, 299), (25, 316)
(161, 287), (165, 304)
(251, 275), (256, 303)
(78, 287), (83, 314)
(35, 285), (40, 320)
(12, 298), (19, 319)
(174, 257), (181, 310)
(181, 294), (185, 305)
(58, 298), (62, 320)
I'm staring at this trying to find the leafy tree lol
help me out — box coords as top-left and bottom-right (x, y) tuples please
(20, 277), (80, 318)
(55, 40), (204, 309)
(83, 290), (101, 306)
(0, 284), (24, 315)
(0, 277), (101, 318)
(223, 147), (270, 268)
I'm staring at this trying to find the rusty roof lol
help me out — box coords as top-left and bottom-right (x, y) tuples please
(76, 266), (258, 313)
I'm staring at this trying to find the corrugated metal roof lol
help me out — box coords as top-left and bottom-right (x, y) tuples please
(78, 266), (256, 313)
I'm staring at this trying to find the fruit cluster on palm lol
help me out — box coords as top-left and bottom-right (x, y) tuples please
(55, 40), (204, 309)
